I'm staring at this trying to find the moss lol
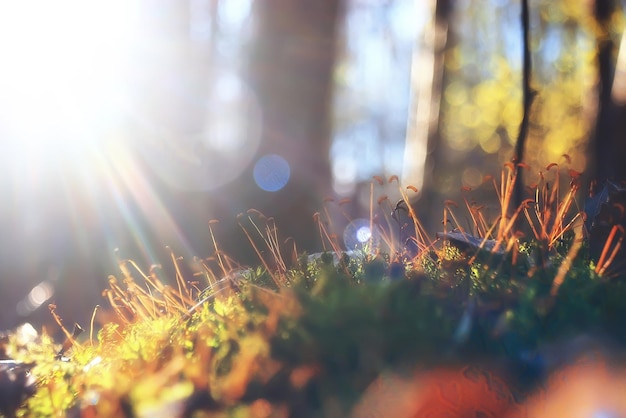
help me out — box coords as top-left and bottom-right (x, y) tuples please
(4, 167), (626, 417)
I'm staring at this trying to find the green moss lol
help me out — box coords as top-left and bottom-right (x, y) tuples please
(5, 169), (626, 417)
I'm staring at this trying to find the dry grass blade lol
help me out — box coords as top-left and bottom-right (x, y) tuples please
(550, 217), (584, 296)
(596, 224), (625, 276)
(208, 220), (228, 277)
(238, 213), (283, 287)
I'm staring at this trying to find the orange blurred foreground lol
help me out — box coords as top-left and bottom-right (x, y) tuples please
(352, 353), (626, 418)
(519, 353), (626, 418)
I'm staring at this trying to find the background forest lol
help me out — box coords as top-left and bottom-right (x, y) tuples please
(0, 0), (624, 333)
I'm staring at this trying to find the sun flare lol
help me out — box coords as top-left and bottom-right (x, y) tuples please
(0, 1), (136, 161)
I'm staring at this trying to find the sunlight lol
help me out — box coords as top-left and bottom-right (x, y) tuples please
(94, 140), (197, 265)
(0, 1), (136, 162)
(0, 2), (262, 304)
(0, 2), (206, 302)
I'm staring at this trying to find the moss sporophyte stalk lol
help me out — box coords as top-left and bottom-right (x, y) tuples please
(2, 163), (626, 417)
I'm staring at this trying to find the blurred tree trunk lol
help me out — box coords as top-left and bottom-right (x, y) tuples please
(241, 0), (344, 253)
(590, 0), (624, 183)
(403, 0), (454, 234)
(586, 0), (626, 268)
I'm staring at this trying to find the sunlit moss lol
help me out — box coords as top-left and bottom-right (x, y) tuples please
(4, 164), (626, 417)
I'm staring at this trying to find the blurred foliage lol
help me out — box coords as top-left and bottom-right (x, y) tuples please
(437, 0), (624, 194)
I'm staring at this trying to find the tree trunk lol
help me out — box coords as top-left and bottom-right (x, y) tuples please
(590, 0), (624, 183)
(402, 0), (454, 234)
(241, 0), (344, 253)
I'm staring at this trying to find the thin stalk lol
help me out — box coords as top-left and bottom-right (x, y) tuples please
(513, 0), (537, 208)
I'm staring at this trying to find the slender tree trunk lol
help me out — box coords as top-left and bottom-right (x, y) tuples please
(513, 0), (536, 209)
